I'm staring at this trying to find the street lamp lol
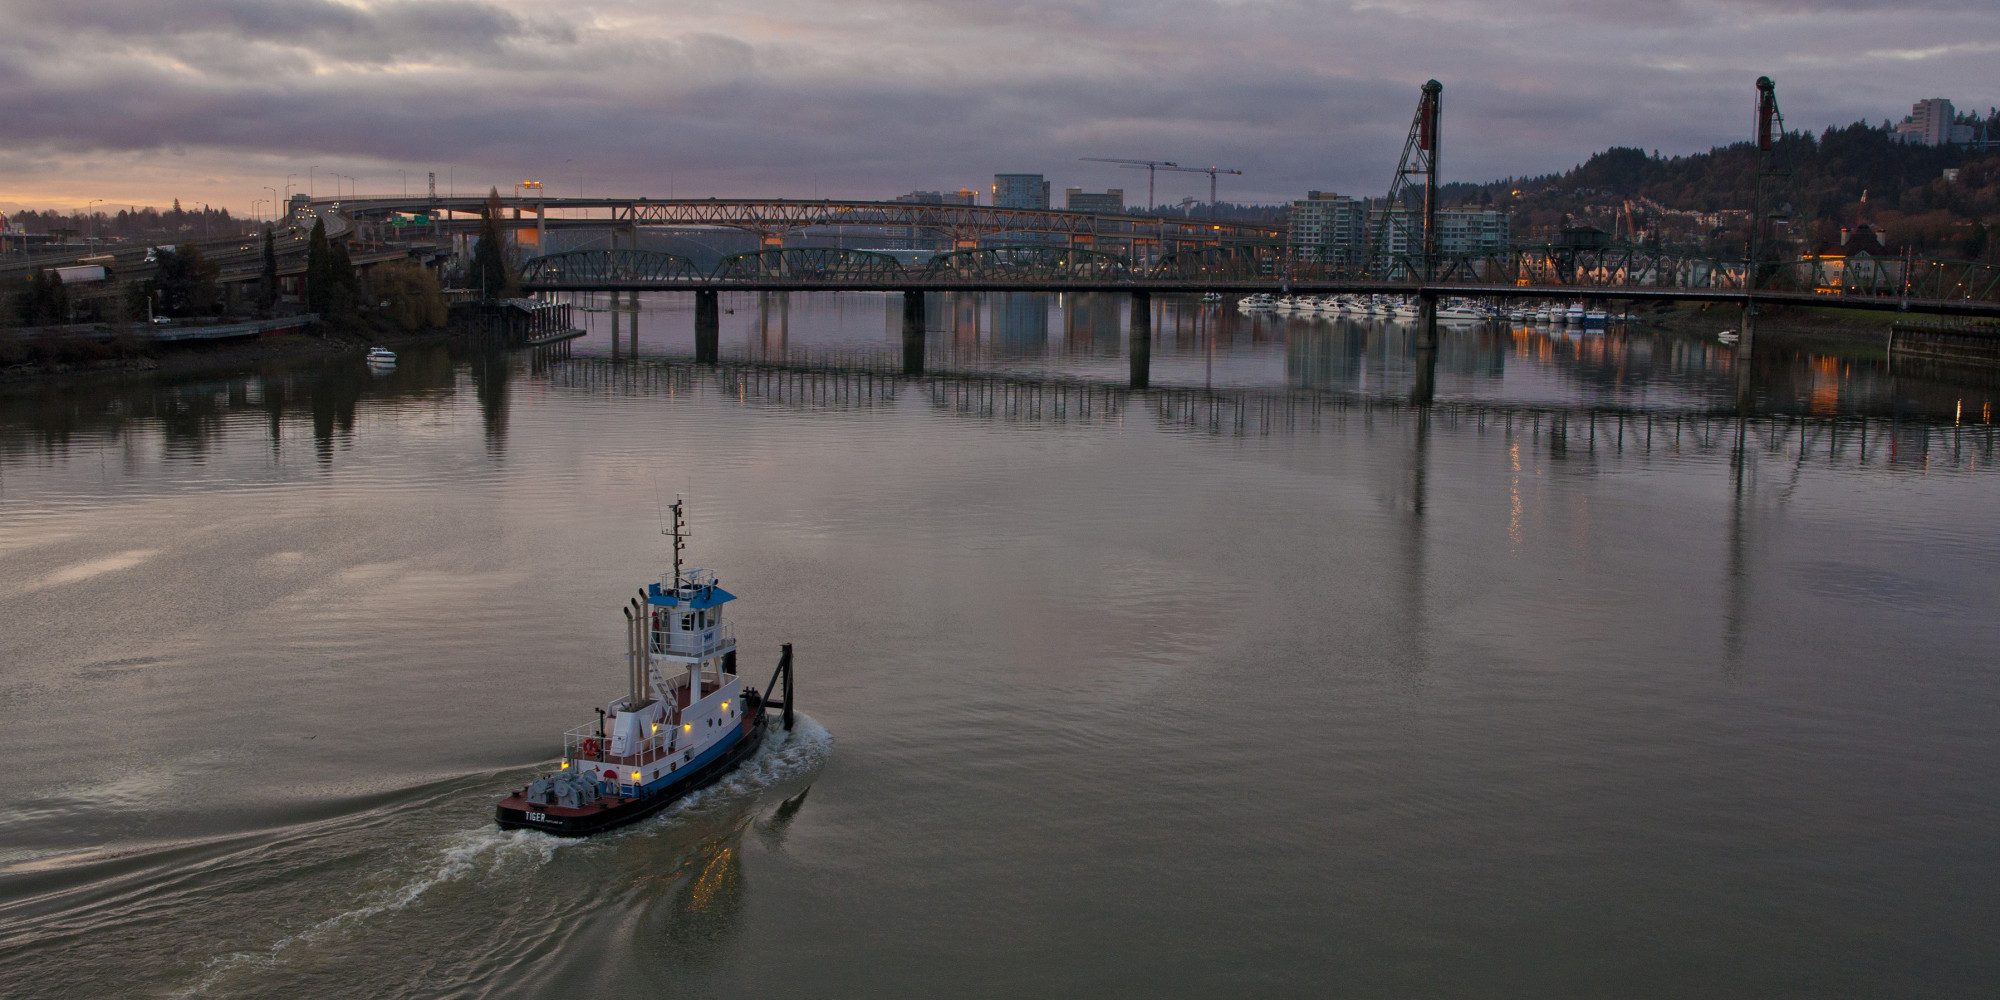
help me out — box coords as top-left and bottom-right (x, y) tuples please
(399, 169), (408, 198)
(265, 186), (279, 222)
(86, 199), (103, 238)
(309, 165), (317, 200)
(285, 174), (296, 205)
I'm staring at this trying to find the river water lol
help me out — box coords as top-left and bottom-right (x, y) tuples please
(3, 293), (1997, 997)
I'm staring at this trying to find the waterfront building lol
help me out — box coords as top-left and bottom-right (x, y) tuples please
(993, 174), (1051, 210)
(1894, 99), (1974, 146)
(1288, 191), (1368, 265)
(1373, 207), (1511, 257)
(1064, 188), (1124, 213)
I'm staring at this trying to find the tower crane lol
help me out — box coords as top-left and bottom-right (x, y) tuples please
(1157, 164), (1244, 216)
(1079, 158), (1177, 213)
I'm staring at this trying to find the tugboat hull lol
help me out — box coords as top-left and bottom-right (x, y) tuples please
(496, 713), (769, 837)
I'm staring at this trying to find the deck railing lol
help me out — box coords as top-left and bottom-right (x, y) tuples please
(563, 722), (690, 769)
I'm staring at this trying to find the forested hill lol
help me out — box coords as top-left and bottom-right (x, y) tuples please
(1447, 123), (1999, 259)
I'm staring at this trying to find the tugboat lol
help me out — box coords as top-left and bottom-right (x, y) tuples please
(496, 500), (795, 836)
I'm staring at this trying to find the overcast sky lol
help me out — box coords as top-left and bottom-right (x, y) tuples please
(1, 0), (1995, 215)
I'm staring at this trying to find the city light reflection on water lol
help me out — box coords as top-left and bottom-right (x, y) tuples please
(2, 292), (1997, 998)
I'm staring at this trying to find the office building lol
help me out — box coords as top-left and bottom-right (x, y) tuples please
(993, 174), (1051, 210)
(1064, 188), (1124, 213)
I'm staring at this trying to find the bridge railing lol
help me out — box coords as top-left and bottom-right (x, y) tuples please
(521, 248), (704, 286)
(917, 246), (1132, 284)
(711, 248), (907, 284)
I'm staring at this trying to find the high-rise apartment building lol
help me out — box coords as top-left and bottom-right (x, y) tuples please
(1895, 98), (1974, 146)
(1373, 207), (1511, 257)
(1288, 191), (1368, 263)
(993, 174), (1051, 210)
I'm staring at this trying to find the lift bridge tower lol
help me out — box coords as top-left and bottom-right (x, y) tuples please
(1742, 75), (1789, 363)
(1368, 80), (1443, 348)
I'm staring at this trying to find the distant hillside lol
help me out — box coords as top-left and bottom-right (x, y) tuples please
(1445, 123), (1998, 260)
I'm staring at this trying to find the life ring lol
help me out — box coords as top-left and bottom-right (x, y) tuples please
(581, 738), (601, 759)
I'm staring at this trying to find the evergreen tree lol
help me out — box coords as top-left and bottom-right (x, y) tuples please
(470, 187), (514, 299)
(258, 225), (279, 311)
(325, 238), (360, 328)
(149, 244), (222, 317)
(305, 217), (332, 314)
(15, 271), (69, 326)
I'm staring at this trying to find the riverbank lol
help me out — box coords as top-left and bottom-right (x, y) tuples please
(1624, 299), (2000, 358)
(0, 325), (455, 387)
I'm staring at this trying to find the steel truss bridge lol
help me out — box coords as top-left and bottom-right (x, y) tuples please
(330, 196), (1281, 251)
(334, 77), (2000, 318)
(515, 244), (2000, 316)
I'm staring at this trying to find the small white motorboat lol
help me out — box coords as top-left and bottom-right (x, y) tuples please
(365, 347), (397, 367)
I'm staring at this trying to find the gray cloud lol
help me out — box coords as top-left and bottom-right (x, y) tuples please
(9, 0), (532, 61)
(0, 0), (1995, 208)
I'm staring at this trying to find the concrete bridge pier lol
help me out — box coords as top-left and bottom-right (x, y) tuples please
(902, 290), (926, 375)
(695, 290), (720, 364)
(1129, 291), (1152, 390)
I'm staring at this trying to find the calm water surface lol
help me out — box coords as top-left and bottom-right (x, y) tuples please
(2, 294), (1998, 998)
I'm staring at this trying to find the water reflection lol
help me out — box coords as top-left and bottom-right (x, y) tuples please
(1062, 293), (1124, 354)
(549, 291), (2000, 423)
(5, 308), (1999, 472)
(991, 293), (1049, 358)
(0, 340), (515, 467)
(655, 830), (747, 964)
(5, 313), (1999, 999)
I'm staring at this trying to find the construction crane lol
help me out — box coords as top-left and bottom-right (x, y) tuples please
(1079, 158), (1177, 213)
(1157, 164), (1244, 216)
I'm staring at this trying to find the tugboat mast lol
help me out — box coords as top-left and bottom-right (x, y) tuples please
(664, 497), (688, 589)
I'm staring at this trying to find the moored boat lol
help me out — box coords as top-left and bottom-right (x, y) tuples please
(495, 500), (796, 837)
